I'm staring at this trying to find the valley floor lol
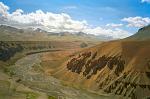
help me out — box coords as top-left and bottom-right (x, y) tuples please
(2, 50), (125, 99)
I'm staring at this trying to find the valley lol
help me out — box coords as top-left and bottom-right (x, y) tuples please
(1, 0), (150, 99)
(0, 24), (150, 99)
(8, 51), (120, 99)
(0, 40), (123, 99)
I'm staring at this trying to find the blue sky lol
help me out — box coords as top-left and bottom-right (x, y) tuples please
(0, 0), (150, 38)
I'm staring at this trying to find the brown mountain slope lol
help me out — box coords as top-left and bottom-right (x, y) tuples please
(53, 40), (150, 99)
(125, 25), (150, 40)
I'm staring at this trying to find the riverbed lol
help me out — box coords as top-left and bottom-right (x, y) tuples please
(9, 53), (121, 99)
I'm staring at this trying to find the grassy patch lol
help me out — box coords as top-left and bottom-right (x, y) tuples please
(18, 91), (39, 99)
(26, 92), (39, 99)
(48, 95), (56, 99)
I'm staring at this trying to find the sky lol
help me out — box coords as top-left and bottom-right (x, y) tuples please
(0, 0), (150, 39)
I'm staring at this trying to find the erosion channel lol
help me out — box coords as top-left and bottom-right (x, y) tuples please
(9, 51), (121, 99)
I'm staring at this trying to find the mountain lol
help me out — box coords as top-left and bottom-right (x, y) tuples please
(126, 25), (150, 40)
(34, 28), (49, 33)
(0, 25), (110, 41)
(53, 26), (150, 99)
(0, 25), (49, 41)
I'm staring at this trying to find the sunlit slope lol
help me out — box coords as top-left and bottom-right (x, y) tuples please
(53, 26), (150, 99)
(126, 25), (150, 40)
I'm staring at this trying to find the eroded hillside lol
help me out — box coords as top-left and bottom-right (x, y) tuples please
(54, 40), (150, 99)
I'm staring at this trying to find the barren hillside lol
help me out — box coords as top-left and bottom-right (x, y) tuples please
(52, 26), (150, 99)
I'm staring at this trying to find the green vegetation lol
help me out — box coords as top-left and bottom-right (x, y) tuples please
(0, 41), (23, 61)
(26, 92), (39, 99)
(80, 42), (88, 48)
(0, 41), (57, 63)
(0, 71), (43, 99)
(48, 96), (56, 99)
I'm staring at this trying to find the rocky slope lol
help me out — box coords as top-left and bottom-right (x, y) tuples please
(53, 27), (150, 99)
(0, 41), (85, 62)
(126, 25), (150, 40)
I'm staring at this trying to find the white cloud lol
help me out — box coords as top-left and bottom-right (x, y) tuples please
(0, 2), (130, 39)
(4, 9), (88, 32)
(83, 27), (130, 39)
(141, 0), (150, 3)
(106, 23), (123, 28)
(0, 2), (9, 16)
(12, 9), (24, 16)
(122, 16), (150, 28)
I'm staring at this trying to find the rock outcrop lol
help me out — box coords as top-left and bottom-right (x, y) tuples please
(62, 40), (150, 99)
(67, 52), (125, 79)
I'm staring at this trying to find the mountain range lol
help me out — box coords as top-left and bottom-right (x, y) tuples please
(0, 25), (112, 41)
